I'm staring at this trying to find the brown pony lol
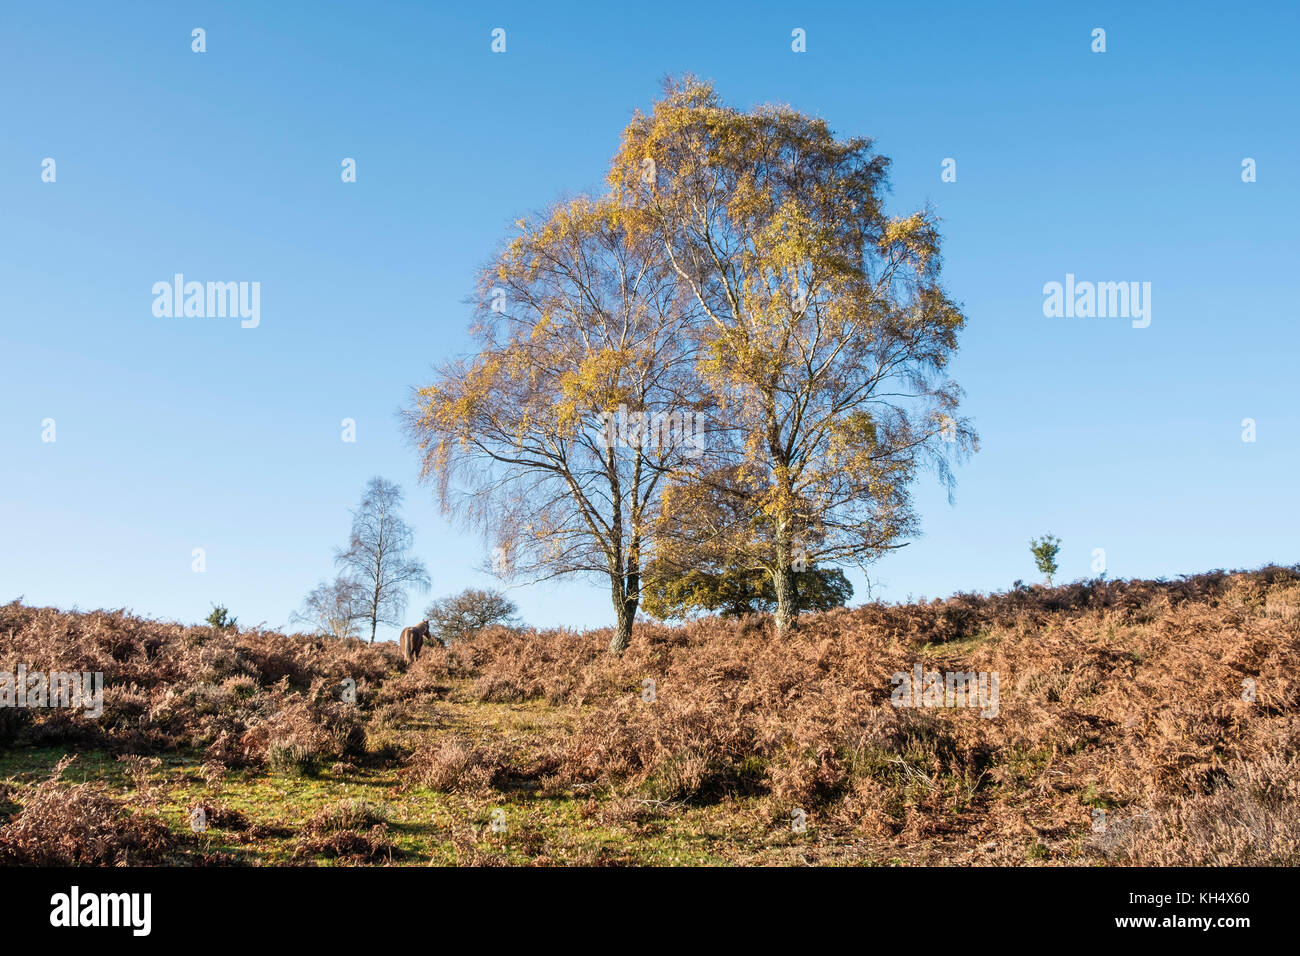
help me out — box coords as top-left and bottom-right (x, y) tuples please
(400, 620), (430, 663)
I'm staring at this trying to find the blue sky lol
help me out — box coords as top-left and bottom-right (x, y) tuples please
(2, 0), (1296, 641)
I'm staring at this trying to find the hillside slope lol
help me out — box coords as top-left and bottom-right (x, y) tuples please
(2, 566), (1298, 865)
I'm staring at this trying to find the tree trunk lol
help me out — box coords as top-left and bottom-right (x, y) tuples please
(772, 523), (797, 638)
(609, 599), (636, 654)
(772, 562), (797, 637)
(608, 566), (639, 654)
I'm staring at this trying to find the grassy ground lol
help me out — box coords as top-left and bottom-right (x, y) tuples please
(0, 678), (1066, 866)
(0, 694), (832, 866)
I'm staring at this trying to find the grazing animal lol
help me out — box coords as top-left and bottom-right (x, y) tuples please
(400, 620), (430, 663)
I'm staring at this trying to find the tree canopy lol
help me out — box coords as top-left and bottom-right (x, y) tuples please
(610, 77), (975, 636)
(407, 196), (705, 652)
(642, 562), (852, 620)
(425, 588), (519, 645)
(335, 477), (430, 643)
(408, 78), (974, 649)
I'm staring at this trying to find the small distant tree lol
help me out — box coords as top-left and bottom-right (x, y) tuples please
(335, 477), (431, 643)
(205, 605), (237, 629)
(425, 588), (519, 646)
(642, 564), (853, 620)
(292, 576), (366, 640)
(1029, 534), (1061, 586)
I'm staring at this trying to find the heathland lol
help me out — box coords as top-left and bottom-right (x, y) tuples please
(2, 566), (1297, 866)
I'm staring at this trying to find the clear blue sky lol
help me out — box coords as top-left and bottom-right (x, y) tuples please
(2, 1), (1296, 642)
